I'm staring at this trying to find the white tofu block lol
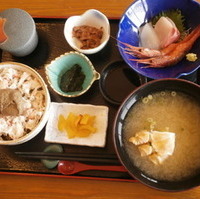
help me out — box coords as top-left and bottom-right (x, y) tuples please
(44, 102), (109, 147)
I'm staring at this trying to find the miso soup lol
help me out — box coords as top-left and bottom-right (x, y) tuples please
(123, 90), (200, 181)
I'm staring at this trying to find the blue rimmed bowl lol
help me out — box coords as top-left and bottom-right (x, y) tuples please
(45, 51), (100, 97)
(117, 0), (200, 79)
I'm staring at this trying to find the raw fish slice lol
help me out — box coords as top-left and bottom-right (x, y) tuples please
(138, 143), (153, 157)
(139, 22), (161, 50)
(129, 130), (150, 145)
(150, 131), (175, 156)
(154, 16), (180, 48)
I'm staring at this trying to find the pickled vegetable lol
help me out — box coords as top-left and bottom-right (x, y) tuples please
(72, 25), (103, 49)
(57, 114), (66, 131)
(57, 112), (97, 138)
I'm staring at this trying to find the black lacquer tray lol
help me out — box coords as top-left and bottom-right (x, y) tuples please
(0, 18), (135, 181)
(0, 18), (199, 182)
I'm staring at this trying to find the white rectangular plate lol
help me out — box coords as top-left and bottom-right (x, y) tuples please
(44, 102), (109, 147)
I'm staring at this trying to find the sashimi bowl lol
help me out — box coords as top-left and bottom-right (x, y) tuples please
(113, 78), (200, 191)
(0, 62), (51, 145)
(117, 0), (200, 79)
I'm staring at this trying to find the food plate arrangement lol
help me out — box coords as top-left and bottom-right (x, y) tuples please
(117, 0), (200, 79)
(45, 102), (108, 147)
(0, 1), (200, 190)
(0, 18), (134, 182)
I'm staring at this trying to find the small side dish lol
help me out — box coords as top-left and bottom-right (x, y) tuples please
(64, 9), (110, 54)
(45, 102), (109, 147)
(45, 51), (100, 97)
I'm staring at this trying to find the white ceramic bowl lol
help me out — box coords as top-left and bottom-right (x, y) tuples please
(0, 62), (51, 145)
(64, 9), (110, 54)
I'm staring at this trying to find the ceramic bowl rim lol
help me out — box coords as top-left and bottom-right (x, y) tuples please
(45, 51), (100, 97)
(64, 9), (110, 54)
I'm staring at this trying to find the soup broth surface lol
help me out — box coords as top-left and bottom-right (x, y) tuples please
(123, 90), (200, 181)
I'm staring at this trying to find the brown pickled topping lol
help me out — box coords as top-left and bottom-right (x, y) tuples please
(72, 25), (103, 49)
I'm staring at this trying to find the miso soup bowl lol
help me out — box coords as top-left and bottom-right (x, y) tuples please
(113, 78), (200, 191)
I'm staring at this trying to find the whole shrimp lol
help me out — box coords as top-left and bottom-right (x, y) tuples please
(119, 25), (200, 68)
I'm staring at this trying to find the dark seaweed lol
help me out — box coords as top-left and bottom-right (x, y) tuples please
(60, 64), (85, 92)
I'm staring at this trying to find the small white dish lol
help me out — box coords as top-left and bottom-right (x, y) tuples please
(64, 9), (110, 54)
(44, 102), (109, 147)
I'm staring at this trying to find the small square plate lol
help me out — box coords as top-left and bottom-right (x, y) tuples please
(45, 102), (109, 147)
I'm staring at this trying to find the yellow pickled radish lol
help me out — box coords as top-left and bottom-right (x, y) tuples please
(57, 114), (66, 132)
(80, 114), (90, 125)
(57, 112), (97, 138)
(79, 125), (96, 134)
